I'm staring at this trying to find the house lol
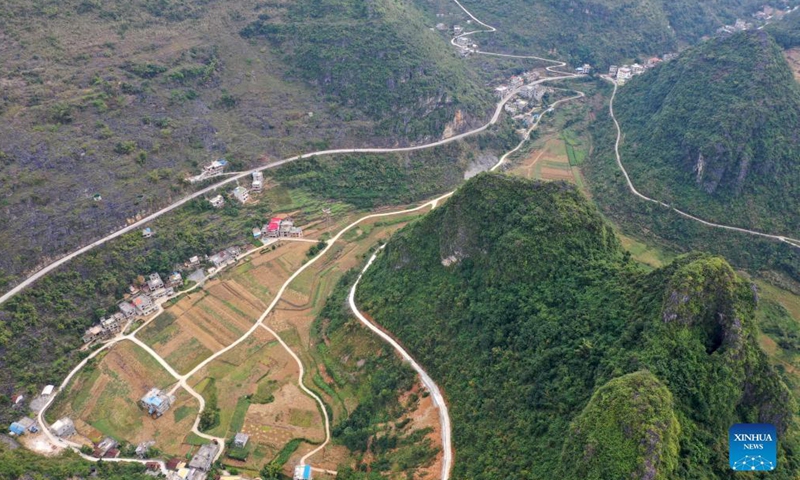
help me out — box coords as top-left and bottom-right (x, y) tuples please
(203, 159), (227, 178)
(128, 284), (140, 295)
(266, 217), (282, 238)
(104, 449), (120, 459)
(509, 75), (524, 88)
(252, 228), (262, 239)
(95, 437), (119, 457)
(251, 172), (263, 192)
(16, 417), (35, 431)
(187, 256), (200, 267)
(119, 301), (136, 318)
(523, 70), (540, 82)
(147, 273), (164, 290)
(101, 314), (123, 335)
(608, 65), (619, 76)
(616, 67), (632, 83)
(132, 295), (157, 316)
(233, 433), (249, 448)
(646, 57), (662, 68)
(188, 442), (220, 473)
(209, 195), (225, 208)
(435, 22), (447, 31)
(167, 272), (183, 288)
(232, 186), (249, 204)
(454, 36), (469, 46)
(141, 388), (175, 418)
(453, 25), (463, 35)
(136, 440), (155, 458)
(9, 422), (26, 436)
(42, 385), (55, 396)
(293, 464), (313, 480)
(143, 228), (154, 239)
(166, 458), (182, 471)
(83, 325), (104, 344)
(50, 417), (76, 437)
(582, 64), (592, 74)
(279, 218), (294, 238)
(289, 227), (303, 238)
(11, 394), (24, 406)
(494, 86), (509, 98)
(150, 287), (168, 299)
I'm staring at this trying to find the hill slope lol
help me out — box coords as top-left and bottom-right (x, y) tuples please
(355, 173), (798, 479)
(418, 0), (772, 66)
(614, 31), (800, 235)
(0, 0), (489, 285)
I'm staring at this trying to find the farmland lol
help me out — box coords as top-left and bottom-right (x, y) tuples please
(137, 241), (308, 374)
(47, 340), (196, 455)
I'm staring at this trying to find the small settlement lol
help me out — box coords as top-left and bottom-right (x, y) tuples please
(608, 52), (677, 85)
(188, 159), (228, 184)
(264, 217), (303, 239)
(167, 442), (220, 480)
(81, 272), (178, 345)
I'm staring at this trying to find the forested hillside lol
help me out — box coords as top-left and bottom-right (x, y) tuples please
(355, 173), (799, 479)
(0, 0), (489, 285)
(417, 0), (774, 67)
(614, 31), (800, 235)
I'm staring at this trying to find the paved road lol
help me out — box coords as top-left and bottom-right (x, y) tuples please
(604, 78), (800, 249)
(348, 245), (453, 480)
(26, 0), (590, 474)
(0, 68), (571, 307)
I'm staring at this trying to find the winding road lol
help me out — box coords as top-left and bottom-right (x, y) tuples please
(604, 79), (800, 248)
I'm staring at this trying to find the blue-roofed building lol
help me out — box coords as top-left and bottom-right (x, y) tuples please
(140, 388), (175, 418)
(9, 422), (25, 436)
(293, 464), (312, 480)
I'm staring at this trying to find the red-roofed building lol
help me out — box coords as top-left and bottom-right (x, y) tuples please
(266, 217), (282, 238)
(166, 458), (181, 470)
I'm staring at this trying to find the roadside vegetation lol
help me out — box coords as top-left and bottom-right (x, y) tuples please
(355, 173), (799, 478)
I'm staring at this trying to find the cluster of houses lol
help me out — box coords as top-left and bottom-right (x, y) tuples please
(753, 4), (798, 21)
(494, 70), (543, 99)
(167, 441), (220, 480)
(208, 172), (264, 209)
(717, 18), (754, 34)
(188, 159), (228, 184)
(82, 272), (184, 344)
(608, 54), (675, 85)
(252, 217), (304, 241)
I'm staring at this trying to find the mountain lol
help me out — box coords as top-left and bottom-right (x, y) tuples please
(0, 0), (489, 285)
(417, 0), (771, 67)
(613, 30), (800, 235)
(354, 173), (798, 479)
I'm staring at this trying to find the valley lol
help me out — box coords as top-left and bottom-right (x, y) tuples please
(2, 1), (800, 480)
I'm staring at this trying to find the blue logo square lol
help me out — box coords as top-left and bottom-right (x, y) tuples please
(729, 423), (777, 471)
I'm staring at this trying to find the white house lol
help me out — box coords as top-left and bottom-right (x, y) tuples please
(232, 186), (249, 204)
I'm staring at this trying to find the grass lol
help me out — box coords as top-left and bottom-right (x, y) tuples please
(173, 405), (195, 423)
(288, 409), (316, 428)
(228, 396), (251, 435)
(272, 438), (304, 466)
(617, 232), (675, 269)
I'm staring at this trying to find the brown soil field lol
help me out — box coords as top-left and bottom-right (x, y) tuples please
(540, 166), (575, 182)
(786, 48), (800, 82)
(51, 340), (197, 455)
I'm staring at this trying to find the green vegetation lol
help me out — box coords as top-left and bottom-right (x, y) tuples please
(585, 75), (800, 282)
(614, 31), (800, 234)
(0, 444), (150, 479)
(313, 270), (439, 477)
(416, 0), (768, 67)
(560, 371), (680, 480)
(355, 173), (799, 478)
(274, 124), (519, 208)
(241, 0), (490, 140)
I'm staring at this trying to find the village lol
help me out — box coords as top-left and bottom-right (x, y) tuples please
(7, 158), (317, 480)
